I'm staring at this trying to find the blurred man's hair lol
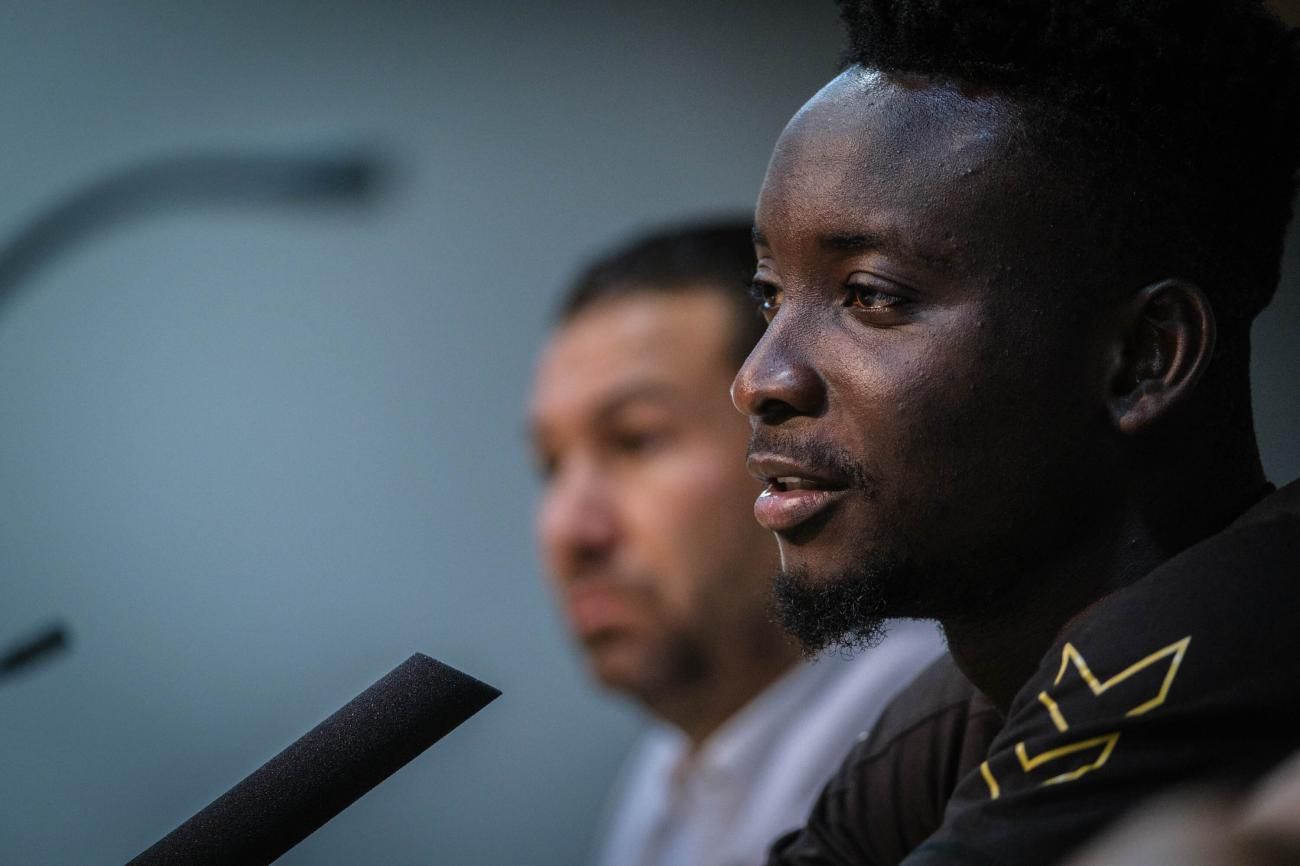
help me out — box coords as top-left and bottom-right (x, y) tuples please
(559, 219), (765, 366)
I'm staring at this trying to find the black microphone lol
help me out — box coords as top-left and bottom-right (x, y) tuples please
(129, 653), (500, 865)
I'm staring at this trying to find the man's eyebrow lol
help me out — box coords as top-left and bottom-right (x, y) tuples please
(821, 231), (878, 252)
(594, 382), (679, 422)
(754, 225), (952, 269)
(820, 229), (952, 269)
(526, 381), (676, 439)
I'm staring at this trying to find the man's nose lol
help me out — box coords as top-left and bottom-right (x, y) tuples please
(537, 461), (618, 576)
(731, 318), (827, 423)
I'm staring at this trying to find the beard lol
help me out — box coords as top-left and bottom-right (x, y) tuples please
(750, 428), (904, 656)
(771, 560), (903, 658)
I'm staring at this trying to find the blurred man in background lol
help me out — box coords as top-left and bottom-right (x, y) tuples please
(529, 220), (944, 866)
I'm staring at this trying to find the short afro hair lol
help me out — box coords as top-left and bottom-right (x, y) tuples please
(559, 219), (765, 366)
(837, 0), (1300, 335)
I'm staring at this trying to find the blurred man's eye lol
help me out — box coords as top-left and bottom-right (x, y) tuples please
(534, 453), (559, 481)
(607, 428), (670, 456)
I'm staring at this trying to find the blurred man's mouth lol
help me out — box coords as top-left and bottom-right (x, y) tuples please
(565, 584), (639, 640)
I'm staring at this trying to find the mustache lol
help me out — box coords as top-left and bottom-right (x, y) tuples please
(566, 556), (657, 592)
(747, 430), (880, 496)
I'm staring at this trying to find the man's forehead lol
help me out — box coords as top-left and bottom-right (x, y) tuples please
(766, 69), (1020, 200)
(530, 292), (738, 428)
(756, 69), (1031, 265)
(789, 67), (1017, 141)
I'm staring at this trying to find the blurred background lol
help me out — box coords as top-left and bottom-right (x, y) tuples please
(0, 2), (1294, 864)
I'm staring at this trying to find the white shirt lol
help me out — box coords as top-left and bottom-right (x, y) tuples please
(591, 619), (945, 866)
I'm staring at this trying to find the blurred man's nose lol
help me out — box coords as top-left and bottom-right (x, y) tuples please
(731, 318), (827, 424)
(538, 459), (619, 578)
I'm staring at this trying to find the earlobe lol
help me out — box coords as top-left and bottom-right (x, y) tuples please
(1105, 279), (1216, 436)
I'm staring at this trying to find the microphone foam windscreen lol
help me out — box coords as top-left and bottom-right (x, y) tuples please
(130, 652), (500, 865)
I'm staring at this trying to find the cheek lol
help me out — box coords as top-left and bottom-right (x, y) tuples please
(623, 451), (769, 611)
(884, 332), (1090, 531)
(831, 322), (1046, 484)
(534, 496), (563, 574)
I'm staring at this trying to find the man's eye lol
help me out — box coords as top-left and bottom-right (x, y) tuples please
(748, 280), (783, 321)
(535, 453), (559, 481)
(846, 282), (905, 312)
(609, 430), (667, 455)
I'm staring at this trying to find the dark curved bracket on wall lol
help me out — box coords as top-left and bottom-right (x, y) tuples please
(0, 148), (387, 317)
(0, 148), (389, 684)
(0, 622), (69, 685)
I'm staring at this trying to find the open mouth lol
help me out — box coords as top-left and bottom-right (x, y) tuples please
(755, 481), (846, 533)
(748, 457), (851, 534)
(769, 476), (830, 492)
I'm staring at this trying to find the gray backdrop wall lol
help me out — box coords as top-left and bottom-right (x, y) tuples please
(0, 3), (1295, 865)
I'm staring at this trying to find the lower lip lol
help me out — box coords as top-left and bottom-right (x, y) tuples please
(567, 590), (634, 638)
(754, 486), (845, 533)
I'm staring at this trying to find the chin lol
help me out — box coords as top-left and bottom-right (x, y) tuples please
(777, 542), (885, 588)
(775, 553), (843, 587)
(771, 554), (916, 657)
(587, 630), (711, 701)
(584, 636), (649, 689)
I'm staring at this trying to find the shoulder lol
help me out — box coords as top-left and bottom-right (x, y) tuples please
(835, 653), (1002, 802)
(910, 482), (1300, 864)
(748, 621), (949, 824)
(599, 726), (682, 830)
(767, 654), (1002, 866)
(1023, 479), (1300, 749)
(590, 727), (683, 866)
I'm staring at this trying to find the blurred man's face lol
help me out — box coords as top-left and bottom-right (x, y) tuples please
(733, 70), (1114, 652)
(530, 290), (782, 705)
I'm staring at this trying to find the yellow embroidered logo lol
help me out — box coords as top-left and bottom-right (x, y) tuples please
(980, 636), (1191, 799)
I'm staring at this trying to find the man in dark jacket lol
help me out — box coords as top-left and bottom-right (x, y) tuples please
(735, 1), (1300, 863)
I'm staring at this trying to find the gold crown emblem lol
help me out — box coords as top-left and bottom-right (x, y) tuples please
(980, 635), (1191, 799)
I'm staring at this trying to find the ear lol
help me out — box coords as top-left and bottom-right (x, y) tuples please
(1104, 279), (1216, 436)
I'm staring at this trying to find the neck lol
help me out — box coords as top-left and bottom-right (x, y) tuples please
(651, 629), (801, 750)
(942, 454), (1267, 715)
(940, 533), (1162, 715)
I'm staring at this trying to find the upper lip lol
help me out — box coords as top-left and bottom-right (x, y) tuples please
(746, 453), (848, 490)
